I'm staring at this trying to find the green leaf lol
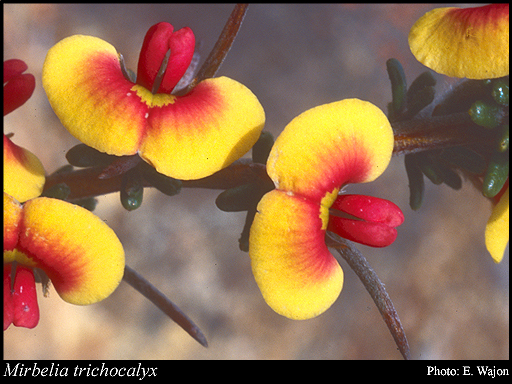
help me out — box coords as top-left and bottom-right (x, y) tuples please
(386, 58), (407, 118)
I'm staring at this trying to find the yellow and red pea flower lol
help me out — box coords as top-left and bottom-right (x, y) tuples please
(4, 193), (125, 324)
(3, 144), (125, 330)
(249, 99), (404, 320)
(4, 68), (125, 329)
(42, 22), (265, 181)
(408, 4), (509, 79)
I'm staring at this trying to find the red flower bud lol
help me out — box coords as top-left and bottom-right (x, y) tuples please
(136, 22), (195, 94)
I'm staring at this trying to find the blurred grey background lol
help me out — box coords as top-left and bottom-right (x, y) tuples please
(4, 4), (508, 359)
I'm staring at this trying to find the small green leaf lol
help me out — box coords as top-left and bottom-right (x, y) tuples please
(483, 150), (509, 198)
(252, 131), (274, 164)
(406, 71), (436, 102)
(72, 197), (98, 212)
(216, 184), (263, 212)
(439, 147), (486, 175)
(403, 86), (435, 119)
(417, 153), (443, 185)
(141, 162), (182, 197)
(40, 183), (71, 200)
(386, 58), (407, 118)
(404, 154), (424, 211)
(66, 144), (116, 167)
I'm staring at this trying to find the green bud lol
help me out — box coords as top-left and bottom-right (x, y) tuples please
(66, 144), (116, 167)
(121, 170), (144, 211)
(386, 58), (407, 117)
(491, 78), (509, 106)
(498, 124), (509, 153)
(483, 150), (509, 198)
(41, 183), (71, 200)
(468, 100), (503, 129)
(404, 154), (425, 211)
(252, 131), (274, 164)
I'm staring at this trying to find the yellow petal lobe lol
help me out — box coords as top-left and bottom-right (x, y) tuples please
(267, 99), (393, 201)
(249, 190), (343, 320)
(139, 77), (265, 180)
(18, 197), (125, 305)
(485, 186), (509, 263)
(409, 4), (509, 79)
(4, 135), (45, 202)
(3, 193), (22, 254)
(42, 35), (144, 156)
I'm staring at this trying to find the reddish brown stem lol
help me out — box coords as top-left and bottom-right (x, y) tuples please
(392, 112), (489, 156)
(44, 158), (272, 200)
(186, 4), (249, 90)
(331, 238), (411, 360)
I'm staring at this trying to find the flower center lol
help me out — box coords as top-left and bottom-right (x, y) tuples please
(131, 84), (177, 108)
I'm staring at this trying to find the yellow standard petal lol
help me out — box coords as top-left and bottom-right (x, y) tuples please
(42, 35), (145, 156)
(485, 186), (509, 263)
(139, 77), (266, 180)
(3, 135), (45, 203)
(249, 189), (344, 320)
(409, 4), (510, 79)
(17, 197), (125, 305)
(267, 99), (394, 201)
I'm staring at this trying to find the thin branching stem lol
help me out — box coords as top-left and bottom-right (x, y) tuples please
(123, 265), (208, 347)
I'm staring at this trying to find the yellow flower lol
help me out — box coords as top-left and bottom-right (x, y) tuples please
(42, 22), (265, 180)
(249, 99), (403, 320)
(4, 135), (124, 329)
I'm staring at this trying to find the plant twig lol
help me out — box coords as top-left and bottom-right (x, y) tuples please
(330, 237), (411, 359)
(187, 3), (249, 89)
(392, 112), (489, 156)
(122, 264), (208, 347)
(43, 158), (272, 200)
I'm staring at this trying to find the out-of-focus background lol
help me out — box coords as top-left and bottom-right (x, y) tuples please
(4, 4), (508, 359)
